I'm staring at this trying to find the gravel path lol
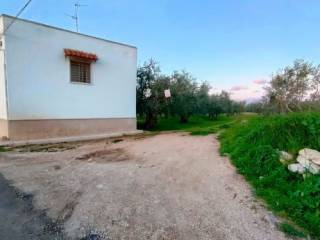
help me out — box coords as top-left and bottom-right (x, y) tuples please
(0, 133), (289, 240)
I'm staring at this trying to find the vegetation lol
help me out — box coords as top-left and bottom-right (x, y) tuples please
(137, 59), (243, 129)
(219, 112), (320, 238)
(137, 59), (320, 129)
(138, 114), (254, 135)
(254, 59), (320, 114)
(279, 222), (306, 238)
(136, 59), (161, 129)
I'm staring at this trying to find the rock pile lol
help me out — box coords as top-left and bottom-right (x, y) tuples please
(286, 148), (320, 175)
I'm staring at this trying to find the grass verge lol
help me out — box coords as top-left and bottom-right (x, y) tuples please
(138, 114), (255, 135)
(280, 222), (306, 238)
(219, 112), (320, 239)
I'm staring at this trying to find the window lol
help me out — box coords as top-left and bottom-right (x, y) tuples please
(70, 60), (91, 84)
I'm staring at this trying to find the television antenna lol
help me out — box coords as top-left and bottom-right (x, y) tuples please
(66, 2), (87, 32)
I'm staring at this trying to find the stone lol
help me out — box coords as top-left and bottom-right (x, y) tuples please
(279, 151), (293, 164)
(299, 148), (320, 165)
(297, 155), (311, 167)
(297, 155), (320, 175)
(288, 163), (306, 174)
(307, 164), (319, 175)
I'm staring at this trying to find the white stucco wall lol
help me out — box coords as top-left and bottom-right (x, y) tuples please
(0, 16), (8, 119)
(3, 15), (137, 120)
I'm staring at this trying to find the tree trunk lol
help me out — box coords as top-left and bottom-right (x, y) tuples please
(144, 112), (157, 129)
(180, 115), (188, 123)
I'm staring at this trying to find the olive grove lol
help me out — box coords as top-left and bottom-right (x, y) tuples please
(137, 60), (243, 129)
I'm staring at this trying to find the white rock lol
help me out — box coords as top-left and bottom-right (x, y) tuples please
(299, 148), (320, 165)
(297, 155), (311, 167)
(309, 166), (320, 175)
(297, 155), (320, 174)
(288, 163), (306, 174)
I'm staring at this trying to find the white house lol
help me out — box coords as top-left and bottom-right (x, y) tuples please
(0, 15), (137, 142)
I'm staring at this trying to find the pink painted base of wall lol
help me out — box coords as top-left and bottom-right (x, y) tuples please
(0, 118), (137, 141)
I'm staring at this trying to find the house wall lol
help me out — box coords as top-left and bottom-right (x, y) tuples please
(3, 15), (137, 121)
(0, 16), (9, 138)
(0, 15), (138, 141)
(7, 118), (137, 141)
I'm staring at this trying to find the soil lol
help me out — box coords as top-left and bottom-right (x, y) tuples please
(0, 133), (290, 240)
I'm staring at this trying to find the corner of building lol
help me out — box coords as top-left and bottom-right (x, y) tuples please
(0, 15), (9, 140)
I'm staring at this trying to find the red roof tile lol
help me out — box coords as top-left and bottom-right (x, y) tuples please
(64, 48), (98, 61)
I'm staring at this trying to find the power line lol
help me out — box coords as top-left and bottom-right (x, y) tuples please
(3, 0), (33, 35)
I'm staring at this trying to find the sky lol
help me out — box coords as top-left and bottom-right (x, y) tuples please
(2, 0), (320, 102)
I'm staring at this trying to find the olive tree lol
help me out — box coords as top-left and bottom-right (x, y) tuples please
(207, 94), (223, 119)
(170, 71), (198, 123)
(265, 59), (313, 113)
(153, 75), (171, 118)
(195, 82), (211, 115)
(136, 59), (161, 129)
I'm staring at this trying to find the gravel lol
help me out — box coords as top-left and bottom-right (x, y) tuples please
(0, 133), (290, 240)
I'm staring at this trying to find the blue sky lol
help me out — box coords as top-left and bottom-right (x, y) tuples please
(2, 0), (320, 101)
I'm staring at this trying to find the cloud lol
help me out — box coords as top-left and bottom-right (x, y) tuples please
(253, 79), (267, 85)
(209, 80), (266, 102)
(229, 84), (265, 102)
(230, 85), (248, 91)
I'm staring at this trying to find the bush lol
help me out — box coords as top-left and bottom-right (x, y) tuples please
(220, 112), (320, 238)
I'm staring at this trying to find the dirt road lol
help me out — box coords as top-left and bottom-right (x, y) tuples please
(0, 174), (65, 240)
(0, 133), (289, 240)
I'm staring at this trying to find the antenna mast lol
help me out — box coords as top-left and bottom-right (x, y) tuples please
(67, 2), (87, 32)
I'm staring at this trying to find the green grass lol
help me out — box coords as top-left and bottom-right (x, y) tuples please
(280, 223), (306, 238)
(0, 146), (8, 152)
(219, 112), (320, 239)
(138, 114), (256, 135)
